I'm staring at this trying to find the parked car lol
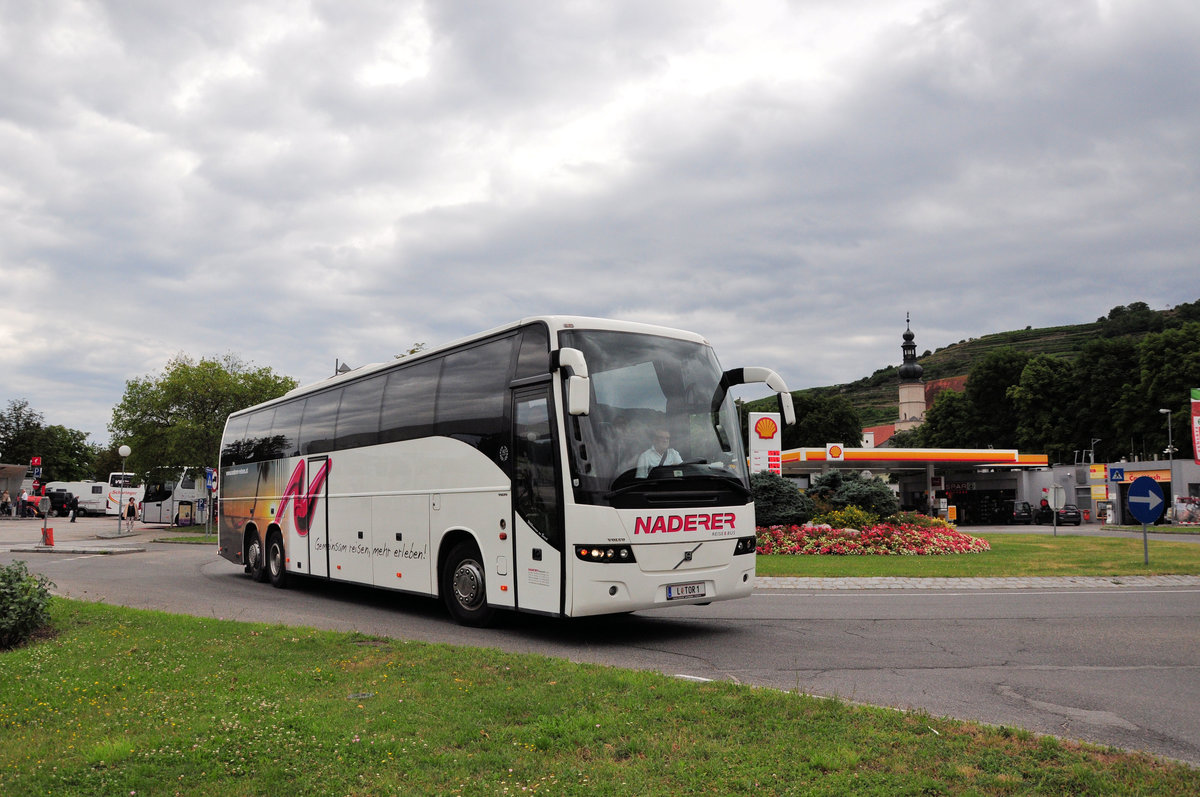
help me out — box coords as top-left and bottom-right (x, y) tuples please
(45, 491), (75, 517)
(1056, 503), (1083, 525)
(1005, 500), (1033, 524)
(1033, 502), (1053, 524)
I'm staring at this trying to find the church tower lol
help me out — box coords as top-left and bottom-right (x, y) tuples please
(896, 314), (925, 431)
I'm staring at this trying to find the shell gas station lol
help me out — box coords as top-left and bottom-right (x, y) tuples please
(758, 319), (1200, 526)
(776, 444), (1050, 525)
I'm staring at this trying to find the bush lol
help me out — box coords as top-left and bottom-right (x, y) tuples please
(750, 471), (815, 527)
(813, 505), (879, 530)
(884, 511), (957, 530)
(808, 470), (900, 518)
(0, 561), (55, 649)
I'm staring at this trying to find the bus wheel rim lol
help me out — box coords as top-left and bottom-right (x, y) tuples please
(452, 560), (485, 610)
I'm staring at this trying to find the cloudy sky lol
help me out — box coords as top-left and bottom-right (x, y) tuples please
(2, 0), (1198, 446)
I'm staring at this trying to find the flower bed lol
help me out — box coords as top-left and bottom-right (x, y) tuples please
(756, 522), (991, 556)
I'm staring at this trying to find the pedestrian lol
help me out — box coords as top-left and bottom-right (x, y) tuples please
(69, 493), (78, 522)
(124, 496), (137, 533)
(1, 489), (9, 518)
(19, 488), (29, 518)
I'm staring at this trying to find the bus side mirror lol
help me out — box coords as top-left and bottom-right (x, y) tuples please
(779, 390), (795, 427)
(553, 347), (591, 416)
(723, 367), (795, 426)
(565, 375), (590, 416)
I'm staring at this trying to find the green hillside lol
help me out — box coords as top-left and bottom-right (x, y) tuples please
(798, 299), (1199, 427)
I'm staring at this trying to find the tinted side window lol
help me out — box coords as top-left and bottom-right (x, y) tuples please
(299, 389), (342, 455)
(336, 376), (385, 449)
(380, 359), (439, 444)
(515, 324), (550, 379)
(245, 408), (282, 461)
(436, 336), (515, 459)
(220, 415), (250, 463)
(270, 400), (305, 458)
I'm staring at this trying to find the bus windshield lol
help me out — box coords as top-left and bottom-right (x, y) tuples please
(109, 473), (136, 488)
(560, 329), (749, 509)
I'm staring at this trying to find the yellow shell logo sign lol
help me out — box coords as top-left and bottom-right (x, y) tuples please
(828, 444), (844, 459)
(754, 416), (779, 440)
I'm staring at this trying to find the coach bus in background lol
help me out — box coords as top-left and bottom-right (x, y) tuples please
(141, 467), (209, 526)
(105, 472), (145, 516)
(217, 316), (794, 626)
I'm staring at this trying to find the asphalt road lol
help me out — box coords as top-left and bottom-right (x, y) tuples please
(3, 517), (1199, 766)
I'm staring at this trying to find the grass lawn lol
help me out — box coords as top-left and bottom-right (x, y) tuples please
(2, 599), (1196, 796)
(755, 533), (1200, 578)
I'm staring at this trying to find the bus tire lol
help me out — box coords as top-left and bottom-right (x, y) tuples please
(267, 531), (288, 589)
(247, 534), (268, 582)
(441, 541), (494, 627)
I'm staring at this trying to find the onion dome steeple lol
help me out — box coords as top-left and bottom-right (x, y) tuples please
(898, 313), (923, 381)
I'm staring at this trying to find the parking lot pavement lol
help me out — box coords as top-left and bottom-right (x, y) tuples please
(0, 513), (204, 554)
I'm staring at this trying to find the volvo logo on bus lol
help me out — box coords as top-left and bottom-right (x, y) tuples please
(633, 513), (736, 535)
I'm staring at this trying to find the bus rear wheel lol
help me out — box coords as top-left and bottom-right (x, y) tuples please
(441, 541), (494, 627)
(247, 535), (268, 582)
(267, 531), (288, 589)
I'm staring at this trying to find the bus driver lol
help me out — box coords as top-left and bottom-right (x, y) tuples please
(636, 429), (683, 478)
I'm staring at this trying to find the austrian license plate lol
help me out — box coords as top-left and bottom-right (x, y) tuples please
(666, 581), (706, 600)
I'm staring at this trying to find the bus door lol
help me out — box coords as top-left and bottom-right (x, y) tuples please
(286, 456), (330, 579)
(511, 387), (565, 615)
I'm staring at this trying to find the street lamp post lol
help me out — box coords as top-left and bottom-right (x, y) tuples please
(116, 444), (131, 536)
(1159, 409), (1173, 521)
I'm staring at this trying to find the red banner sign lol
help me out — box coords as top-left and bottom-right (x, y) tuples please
(1192, 388), (1200, 466)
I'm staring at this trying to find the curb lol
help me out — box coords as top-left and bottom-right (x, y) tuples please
(8, 545), (147, 555)
(756, 575), (1200, 590)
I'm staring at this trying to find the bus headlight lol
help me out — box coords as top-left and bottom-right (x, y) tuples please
(733, 535), (757, 555)
(575, 545), (636, 563)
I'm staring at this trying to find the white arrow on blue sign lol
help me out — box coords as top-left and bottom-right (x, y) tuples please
(1127, 476), (1164, 525)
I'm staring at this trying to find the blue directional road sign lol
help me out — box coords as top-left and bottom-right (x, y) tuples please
(1127, 476), (1164, 525)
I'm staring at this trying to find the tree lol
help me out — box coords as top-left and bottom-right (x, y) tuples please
(1099, 301), (1163, 337)
(109, 354), (297, 474)
(36, 425), (97, 482)
(886, 427), (923, 448)
(741, 393), (862, 450)
(0, 400), (96, 481)
(1119, 322), (1200, 461)
(1010, 355), (1075, 462)
(964, 348), (1031, 448)
(1065, 336), (1138, 463)
(750, 471), (814, 526)
(916, 390), (973, 448)
(0, 399), (44, 466)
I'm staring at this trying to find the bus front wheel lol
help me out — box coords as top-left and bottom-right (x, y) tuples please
(441, 542), (494, 627)
(267, 532), (288, 589)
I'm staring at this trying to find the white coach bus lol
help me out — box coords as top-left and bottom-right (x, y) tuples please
(142, 467), (209, 525)
(105, 472), (144, 516)
(217, 316), (794, 625)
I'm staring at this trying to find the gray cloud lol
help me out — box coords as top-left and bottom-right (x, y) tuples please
(1, 0), (1197, 445)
